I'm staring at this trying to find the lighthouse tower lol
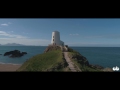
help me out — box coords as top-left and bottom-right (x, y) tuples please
(51, 31), (64, 46)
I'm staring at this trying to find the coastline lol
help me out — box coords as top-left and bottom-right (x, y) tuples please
(0, 63), (22, 71)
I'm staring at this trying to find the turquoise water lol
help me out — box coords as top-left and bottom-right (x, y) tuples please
(0, 46), (120, 68)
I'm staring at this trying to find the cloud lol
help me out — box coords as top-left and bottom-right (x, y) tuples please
(0, 30), (50, 45)
(66, 42), (119, 47)
(1, 22), (12, 26)
(69, 33), (79, 36)
(0, 31), (27, 38)
(23, 32), (28, 34)
(0, 38), (50, 46)
(83, 34), (120, 39)
(1, 24), (8, 26)
(83, 35), (103, 38)
(75, 34), (79, 35)
(8, 22), (12, 24)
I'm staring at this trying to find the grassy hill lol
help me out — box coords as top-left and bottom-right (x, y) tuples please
(17, 46), (69, 71)
(17, 45), (113, 72)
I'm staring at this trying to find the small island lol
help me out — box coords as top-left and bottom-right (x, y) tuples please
(4, 50), (27, 58)
(17, 31), (113, 72)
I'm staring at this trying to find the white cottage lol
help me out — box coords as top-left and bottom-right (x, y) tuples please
(51, 31), (64, 46)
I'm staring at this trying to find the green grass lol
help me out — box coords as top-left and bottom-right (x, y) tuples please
(68, 52), (102, 72)
(17, 49), (65, 71)
(56, 67), (71, 72)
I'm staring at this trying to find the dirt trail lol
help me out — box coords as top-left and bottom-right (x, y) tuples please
(64, 52), (77, 72)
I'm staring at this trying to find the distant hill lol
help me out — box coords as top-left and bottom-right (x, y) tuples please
(0, 43), (41, 46)
(3, 43), (26, 46)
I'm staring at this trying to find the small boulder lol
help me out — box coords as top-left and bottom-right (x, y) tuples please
(102, 67), (113, 72)
(22, 52), (27, 54)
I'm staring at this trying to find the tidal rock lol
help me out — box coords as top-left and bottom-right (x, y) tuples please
(102, 67), (113, 72)
(89, 64), (104, 69)
(22, 52), (27, 54)
(4, 50), (27, 58)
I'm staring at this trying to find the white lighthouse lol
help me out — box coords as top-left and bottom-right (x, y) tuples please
(51, 31), (64, 46)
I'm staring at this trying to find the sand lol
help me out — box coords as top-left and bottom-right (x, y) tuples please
(0, 64), (22, 71)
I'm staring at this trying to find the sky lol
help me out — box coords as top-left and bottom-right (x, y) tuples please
(0, 18), (120, 47)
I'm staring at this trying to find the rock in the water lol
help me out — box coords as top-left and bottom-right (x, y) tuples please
(102, 67), (113, 72)
(22, 52), (27, 54)
(4, 50), (27, 58)
(89, 64), (104, 69)
(4, 51), (12, 56)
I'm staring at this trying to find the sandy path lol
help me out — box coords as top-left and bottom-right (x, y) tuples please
(0, 64), (21, 71)
(64, 52), (77, 72)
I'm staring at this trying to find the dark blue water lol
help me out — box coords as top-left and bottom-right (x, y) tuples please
(0, 46), (120, 68)
(70, 47), (120, 68)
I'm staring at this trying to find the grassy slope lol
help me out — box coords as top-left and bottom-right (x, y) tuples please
(68, 49), (102, 72)
(17, 49), (66, 71)
(17, 46), (103, 72)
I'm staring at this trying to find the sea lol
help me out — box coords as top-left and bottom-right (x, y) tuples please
(0, 46), (120, 69)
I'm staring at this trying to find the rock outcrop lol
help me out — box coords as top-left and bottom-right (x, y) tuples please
(89, 64), (104, 69)
(44, 45), (61, 53)
(102, 67), (113, 72)
(4, 50), (27, 58)
(68, 50), (89, 66)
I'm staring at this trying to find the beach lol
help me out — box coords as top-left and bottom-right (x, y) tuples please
(0, 64), (21, 71)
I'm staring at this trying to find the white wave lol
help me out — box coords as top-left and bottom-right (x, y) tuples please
(0, 62), (22, 65)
